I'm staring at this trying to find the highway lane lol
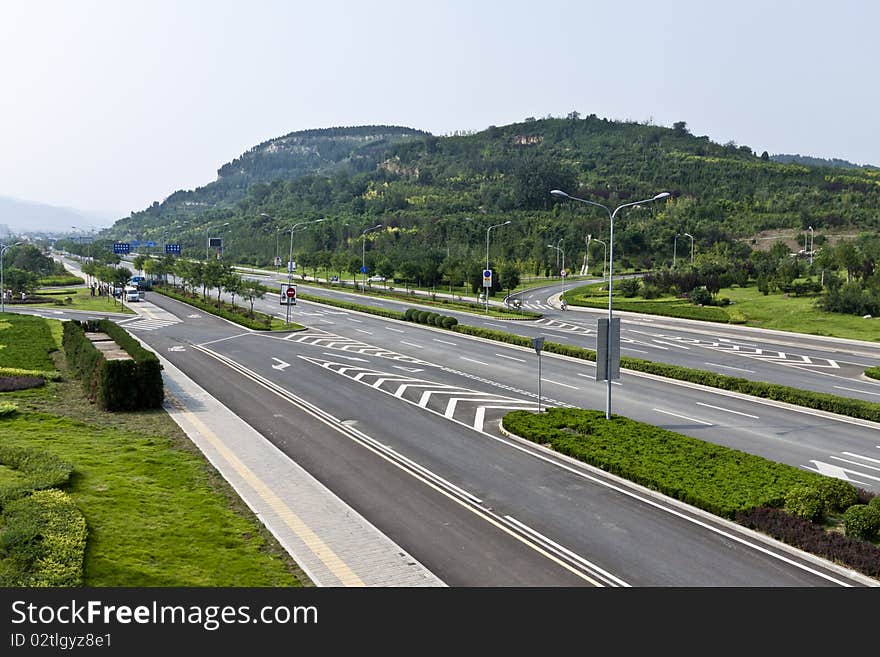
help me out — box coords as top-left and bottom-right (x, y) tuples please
(125, 293), (872, 585)
(239, 272), (880, 404)
(239, 296), (880, 493)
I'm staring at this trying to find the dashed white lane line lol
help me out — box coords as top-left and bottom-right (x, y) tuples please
(386, 327), (405, 333)
(433, 339), (458, 346)
(653, 408), (713, 426)
(400, 341), (422, 348)
(834, 385), (880, 397)
(461, 357), (490, 366)
(705, 362), (756, 374)
(696, 402), (759, 419)
(495, 354), (527, 363)
(544, 379), (579, 390)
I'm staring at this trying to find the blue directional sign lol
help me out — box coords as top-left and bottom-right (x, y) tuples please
(112, 242), (131, 254)
(360, 265), (368, 273)
(165, 243), (181, 254)
(130, 240), (141, 248)
(482, 269), (493, 288)
(144, 241), (157, 248)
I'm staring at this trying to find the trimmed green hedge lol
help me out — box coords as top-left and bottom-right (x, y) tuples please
(866, 367), (880, 381)
(404, 307), (458, 328)
(62, 320), (163, 411)
(0, 444), (74, 507)
(297, 291), (408, 321)
(502, 407), (855, 520)
(0, 489), (88, 586)
(566, 296), (732, 323)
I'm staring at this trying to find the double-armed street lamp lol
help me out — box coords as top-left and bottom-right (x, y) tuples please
(485, 221), (511, 313)
(361, 224), (383, 292)
(550, 189), (670, 419)
(1, 241), (22, 312)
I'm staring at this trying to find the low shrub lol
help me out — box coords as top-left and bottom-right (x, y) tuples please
(843, 504), (880, 541)
(737, 507), (880, 578)
(816, 477), (860, 513)
(866, 367), (880, 381)
(0, 367), (61, 382)
(0, 444), (74, 506)
(0, 489), (88, 586)
(0, 402), (18, 417)
(783, 485), (825, 521)
(0, 376), (44, 392)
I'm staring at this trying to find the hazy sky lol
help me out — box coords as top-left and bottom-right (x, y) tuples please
(1, 0), (877, 220)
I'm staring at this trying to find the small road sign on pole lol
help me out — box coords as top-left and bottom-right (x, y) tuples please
(482, 269), (492, 287)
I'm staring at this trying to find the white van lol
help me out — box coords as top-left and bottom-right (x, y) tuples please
(124, 286), (140, 302)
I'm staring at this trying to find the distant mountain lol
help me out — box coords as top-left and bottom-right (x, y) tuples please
(770, 153), (878, 170)
(106, 125), (430, 240)
(0, 196), (118, 237)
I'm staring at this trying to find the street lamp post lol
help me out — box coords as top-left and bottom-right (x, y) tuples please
(547, 242), (565, 307)
(673, 234), (679, 268)
(360, 224), (383, 292)
(592, 239), (607, 281)
(551, 189), (670, 419)
(684, 232), (694, 265)
(1, 241), (22, 312)
(808, 226), (814, 266)
(485, 221), (511, 313)
(284, 219), (325, 325)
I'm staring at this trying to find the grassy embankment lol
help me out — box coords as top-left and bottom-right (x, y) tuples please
(0, 312), (307, 586)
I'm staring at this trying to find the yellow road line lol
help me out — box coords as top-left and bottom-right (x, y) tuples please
(167, 393), (365, 587)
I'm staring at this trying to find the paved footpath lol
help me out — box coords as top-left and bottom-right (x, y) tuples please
(128, 302), (444, 587)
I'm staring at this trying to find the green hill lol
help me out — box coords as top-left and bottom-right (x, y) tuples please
(94, 114), (880, 276)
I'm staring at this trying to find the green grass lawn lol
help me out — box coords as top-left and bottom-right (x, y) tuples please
(0, 313), (307, 587)
(30, 286), (135, 314)
(565, 281), (880, 342)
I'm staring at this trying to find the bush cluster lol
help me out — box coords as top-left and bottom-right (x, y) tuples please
(0, 489), (88, 586)
(866, 366), (880, 381)
(403, 308), (458, 328)
(0, 444), (74, 506)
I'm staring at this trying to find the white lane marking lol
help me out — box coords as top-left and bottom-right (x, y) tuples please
(652, 339), (690, 350)
(544, 379), (579, 390)
(271, 358), (291, 371)
(461, 357), (490, 366)
(433, 339), (458, 346)
(834, 385), (880, 397)
(696, 402), (759, 419)
(504, 515), (630, 587)
(355, 329), (373, 335)
(323, 353), (369, 363)
(830, 456), (880, 473)
(392, 366), (424, 373)
(653, 408), (713, 426)
(495, 354), (526, 363)
(621, 346), (649, 354)
(386, 327), (405, 333)
(400, 341), (423, 348)
(704, 362), (756, 374)
(841, 451), (880, 465)
(348, 318), (363, 323)
(812, 460), (880, 483)
(484, 322), (505, 328)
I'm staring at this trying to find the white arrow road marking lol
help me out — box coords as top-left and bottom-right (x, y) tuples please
(271, 357), (291, 371)
(168, 346), (186, 352)
(809, 461), (855, 481)
(392, 366), (424, 373)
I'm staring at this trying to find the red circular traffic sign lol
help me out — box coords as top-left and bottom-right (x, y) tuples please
(285, 287), (296, 298)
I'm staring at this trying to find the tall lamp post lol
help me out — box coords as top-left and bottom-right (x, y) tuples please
(673, 234), (679, 268)
(592, 238), (607, 281)
(551, 189), (670, 419)
(1, 241), (22, 312)
(284, 219), (325, 325)
(547, 242), (565, 306)
(684, 232), (694, 265)
(360, 224), (383, 292)
(485, 221), (511, 313)
(807, 226), (814, 266)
